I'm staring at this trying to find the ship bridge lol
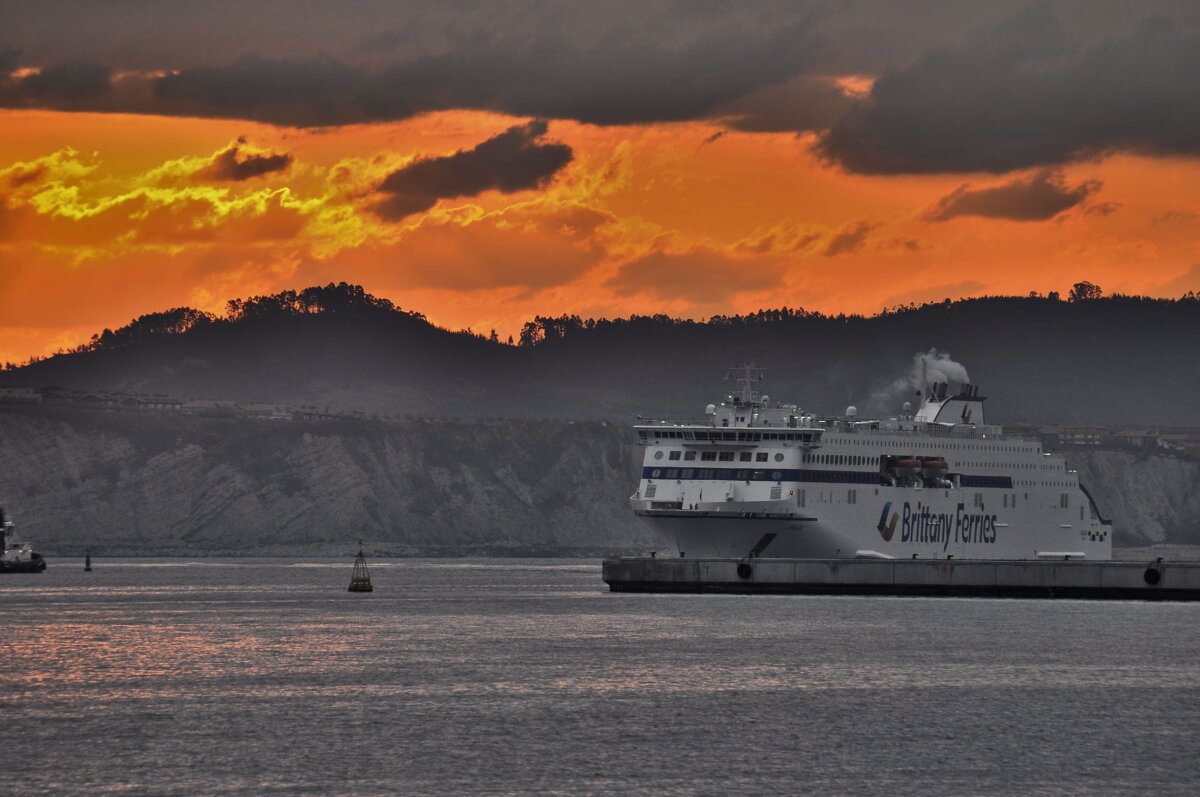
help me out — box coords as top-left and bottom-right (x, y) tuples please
(639, 364), (819, 428)
(634, 365), (1014, 450)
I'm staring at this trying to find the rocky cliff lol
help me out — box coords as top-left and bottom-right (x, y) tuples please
(2, 404), (1196, 555)
(1070, 450), (1200, 546)
(0, 405), (654, 556)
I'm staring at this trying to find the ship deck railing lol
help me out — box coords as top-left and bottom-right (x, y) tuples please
(636, 418), (1016, 442)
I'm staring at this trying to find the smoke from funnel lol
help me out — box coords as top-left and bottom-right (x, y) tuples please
(914, 348), (970, 390)
(868, 348), (972, 411)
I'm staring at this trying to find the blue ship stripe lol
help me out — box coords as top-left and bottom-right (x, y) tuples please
(959, 474), (1015, 489)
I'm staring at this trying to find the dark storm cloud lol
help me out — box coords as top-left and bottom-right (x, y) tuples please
(818, 8), (1200, 174)
(924, 169), (1100, 222)
(145, 13), (817, 128)
(0, 2), (822, 127)
(21, 61), (111, 99)
(373, 120), (572, 220)
(0, 60), (113, 105)
(2, 2), (1199, 175)
(717, 75), (857, 133)
(198, 139), (293, 181)
(151, 56), (376, 127)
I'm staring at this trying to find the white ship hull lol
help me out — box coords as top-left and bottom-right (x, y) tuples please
(635, 483), (1110, 560)
(630, 366), (1114, 562)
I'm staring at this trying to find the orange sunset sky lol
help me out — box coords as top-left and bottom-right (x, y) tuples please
(1, 1), (1198, 363)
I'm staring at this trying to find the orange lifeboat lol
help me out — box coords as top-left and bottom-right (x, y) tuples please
(921, 456), (948, 475)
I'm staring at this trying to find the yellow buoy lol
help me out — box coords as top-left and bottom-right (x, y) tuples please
(348, 542), (373, 592)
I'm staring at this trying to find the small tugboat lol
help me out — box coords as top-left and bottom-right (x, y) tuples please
(1, 502), (46, 573)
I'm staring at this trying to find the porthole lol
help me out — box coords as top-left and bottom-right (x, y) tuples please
(774, 453), (784, 462)
(651, 468), (661, 478)
(654, 450), (664, 460)
(772, 471), (782, 480)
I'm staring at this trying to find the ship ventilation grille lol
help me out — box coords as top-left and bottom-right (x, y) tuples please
(770, 486), (782, 500)
(645, 484), (657, 498)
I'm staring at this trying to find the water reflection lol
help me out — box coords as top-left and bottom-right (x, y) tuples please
(2, 559), (1198, 796)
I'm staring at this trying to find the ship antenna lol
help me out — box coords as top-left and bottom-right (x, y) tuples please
(725, 363), (764, 405)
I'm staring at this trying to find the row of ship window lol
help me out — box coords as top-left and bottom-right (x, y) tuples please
(799, 452), (1065, 472)
(649, 468), (787, 481)
(823, 437), (1038, 454)
(653, 450), (786, 462)
(647, 433), (1039, 453)
(643, 430), (816, 442)
(801, 453), (873, 466)
(960, 461), (1062, 470)
(654, 448), (1073, 476)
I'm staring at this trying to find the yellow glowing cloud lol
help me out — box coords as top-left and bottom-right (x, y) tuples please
(1, 148), (100, 192)
(2, 108), (1200, 363)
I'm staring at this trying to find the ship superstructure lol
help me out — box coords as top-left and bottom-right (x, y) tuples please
(630, 364), (1112, 560)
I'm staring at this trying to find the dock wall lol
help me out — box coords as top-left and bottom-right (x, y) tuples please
(602, 557), (1200, 600)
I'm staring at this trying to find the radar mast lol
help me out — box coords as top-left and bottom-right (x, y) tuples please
(725, 364), (765, 406)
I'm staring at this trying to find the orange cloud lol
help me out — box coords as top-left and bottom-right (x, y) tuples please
(335, 201), (608, 292)
(607, 247), (787, 303)
(2, 110), (1200, 363)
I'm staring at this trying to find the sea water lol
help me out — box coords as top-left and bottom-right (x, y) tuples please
(2, 559), (1198, 796)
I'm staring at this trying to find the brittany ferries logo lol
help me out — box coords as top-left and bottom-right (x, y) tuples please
(876, 501), (1000, 549)
(877, 502), (899, 541)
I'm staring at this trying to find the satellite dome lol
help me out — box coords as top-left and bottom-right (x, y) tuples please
(846, 405), (858, 417)
(902, 401), (912, 412)
(705, 403), (717, 415)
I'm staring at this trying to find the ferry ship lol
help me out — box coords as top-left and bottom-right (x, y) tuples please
(1, 502), (46, 573)
(630, 363), (1112, 561)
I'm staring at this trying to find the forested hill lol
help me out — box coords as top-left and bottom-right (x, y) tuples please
(4, 284), (1200, 426)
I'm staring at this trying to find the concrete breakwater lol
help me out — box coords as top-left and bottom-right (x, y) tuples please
(602, 557), (1200, 600)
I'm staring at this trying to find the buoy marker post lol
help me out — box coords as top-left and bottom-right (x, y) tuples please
(348, 541), (373, 592)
